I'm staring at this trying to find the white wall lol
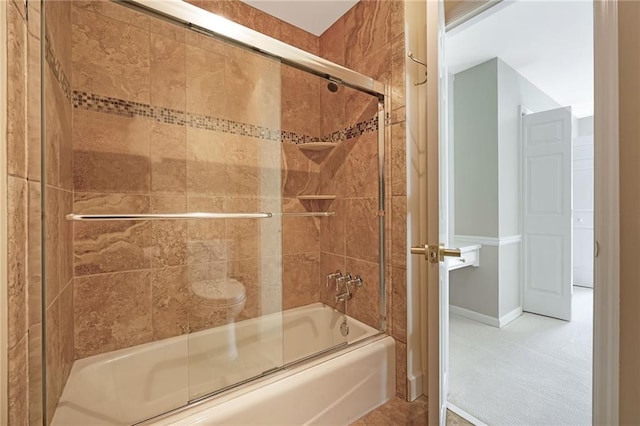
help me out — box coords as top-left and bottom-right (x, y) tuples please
(496, 59), (560, 317)
(450, 57), (561, 324)
(453, 59), (499, 238)
(497, 59), (561, 237)
(450, 59), (499, 318)
(450, 246), (500, 317)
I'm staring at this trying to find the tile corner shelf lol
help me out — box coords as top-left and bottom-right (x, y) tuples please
(296, 142), (337, 152)
(297, 195), (337, 201)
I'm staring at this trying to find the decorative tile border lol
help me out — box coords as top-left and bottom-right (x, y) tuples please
(320, 117), (379, 143)
(72, 90), (379, 144)
(45, 27), (377, 145)
(45, 33), (72, 101)
(44, 21), (378, 145)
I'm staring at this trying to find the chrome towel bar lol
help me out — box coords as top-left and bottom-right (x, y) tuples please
(65, 211), (336, 221)
(280, 212), (335, 217)
(66, 212), (273, 221)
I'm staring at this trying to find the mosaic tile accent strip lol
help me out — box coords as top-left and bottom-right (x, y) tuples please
(45, 33), (72, 101)
(281, 130), (318, 145)
(71, 90), (379, 144)
(319, 117), (379, 143)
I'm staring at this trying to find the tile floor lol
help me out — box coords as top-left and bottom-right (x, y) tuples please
(350, 396), (472, 425)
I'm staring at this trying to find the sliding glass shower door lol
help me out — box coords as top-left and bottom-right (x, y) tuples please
(43, 1), (386, 424)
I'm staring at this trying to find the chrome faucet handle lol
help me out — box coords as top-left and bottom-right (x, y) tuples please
(336, 274), (351, 283)
(335, 273), (352, 291)
(347, 275), (363, 288)
(326, 270), (342, 288)
(336, 273), (352, 284)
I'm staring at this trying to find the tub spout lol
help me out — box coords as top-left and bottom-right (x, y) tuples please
(335, 291), (351, 303)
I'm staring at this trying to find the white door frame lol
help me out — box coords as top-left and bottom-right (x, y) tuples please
(421, 1), (620, 424)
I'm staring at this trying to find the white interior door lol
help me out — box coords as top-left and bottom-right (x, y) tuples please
(573, 132), (594, 288)
(438, 66), (450, 426)
(436, 1), (448, 424)
(522, 107), (573, 321)
(437, 4), (449, 426)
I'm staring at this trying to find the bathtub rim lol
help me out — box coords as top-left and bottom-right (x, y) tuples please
(137, 332), (390, 426)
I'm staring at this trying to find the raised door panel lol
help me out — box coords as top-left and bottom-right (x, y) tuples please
(522, 107), (572, 321)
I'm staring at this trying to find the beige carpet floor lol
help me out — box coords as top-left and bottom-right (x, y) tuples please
(448, 287), (593, 425)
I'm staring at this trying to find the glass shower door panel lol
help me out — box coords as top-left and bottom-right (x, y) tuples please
(44, 0), (387, 423)
(277, 69), (382, 362)
(185, 39), (285, 400)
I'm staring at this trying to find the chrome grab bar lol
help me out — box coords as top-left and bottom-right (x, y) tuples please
(66, 212), (273, 221)
(278, 212), (335, 217)
(65, 211), (336, 221)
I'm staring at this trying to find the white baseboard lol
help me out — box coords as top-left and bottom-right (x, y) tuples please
(499, 307), (523, 327)
(450, 305), (500, 327)
(407, 373), (423, 401)
(450, 305), (523, 328)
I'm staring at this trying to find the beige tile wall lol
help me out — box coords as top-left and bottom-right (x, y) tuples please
(61, 0), (408, 408)
(6, 1), (29, 424)
(280, 62), (323, 310)
(7, 1), (406, 424)
(43, 0), (74, 422)
(316, 0), (408, 399)
(5, 0), (43, 424)
(26, 1), (43, 422)
(69, 1), (298, 359)
(4, 0), (61, 423)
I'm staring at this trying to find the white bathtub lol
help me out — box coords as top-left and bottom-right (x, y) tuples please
(52, 303), (395, 426)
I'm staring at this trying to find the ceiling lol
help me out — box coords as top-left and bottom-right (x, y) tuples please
(445, 0), (594, 117)
(240, 0), (358, 36)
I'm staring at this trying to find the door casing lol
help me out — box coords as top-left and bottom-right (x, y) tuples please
(418, 1), (620, 424)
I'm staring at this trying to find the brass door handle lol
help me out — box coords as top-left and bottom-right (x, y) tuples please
(410, 244), (431, 262)
(410, 244), (461, 263)
(440, 246), (461, 260)
(410, 244), (427, 255)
